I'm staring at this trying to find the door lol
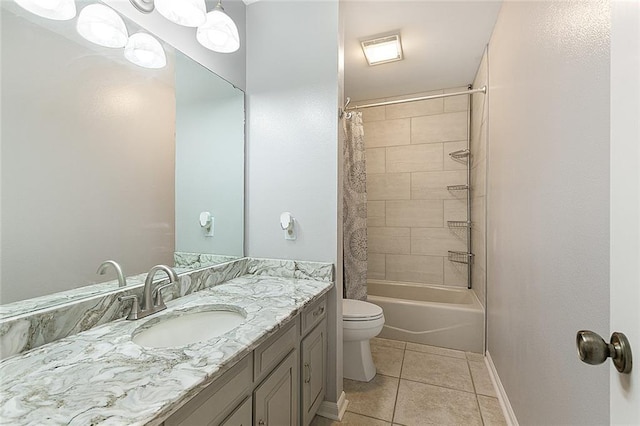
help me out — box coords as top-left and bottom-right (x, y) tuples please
(254, 351), (298, 426)
(301, 320), (327, 425)
(610, 1), (639, 423)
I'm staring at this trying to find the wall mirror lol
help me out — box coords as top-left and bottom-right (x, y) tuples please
(0, 0), (245, 311)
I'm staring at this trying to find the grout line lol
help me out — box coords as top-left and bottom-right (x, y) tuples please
(397, 376), (478, 396)
(467, 358), (486, 426)
(390, 345), (407, 424)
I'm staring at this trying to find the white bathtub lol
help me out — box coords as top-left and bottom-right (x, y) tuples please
(367, 279), (484, 353)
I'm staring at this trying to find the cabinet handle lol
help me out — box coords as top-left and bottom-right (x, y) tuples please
(258, 420), (265, 426)
(313, 306), (325, 317)
(304, 362), (313, 383)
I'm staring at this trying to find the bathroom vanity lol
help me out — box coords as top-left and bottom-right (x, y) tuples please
(0, 259), (333, 426)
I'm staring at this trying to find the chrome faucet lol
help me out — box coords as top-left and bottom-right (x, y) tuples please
(97, 260), (127, 287)
(119, 264), (179, 320)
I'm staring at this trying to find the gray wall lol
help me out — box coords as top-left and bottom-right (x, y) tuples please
(245, 0), (342, 410)
(106, 0), (246, 91)
(245, 1), (339, 263)
(486, 1), (610, 424)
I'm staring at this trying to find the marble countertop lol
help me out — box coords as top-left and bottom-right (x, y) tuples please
(0, 274), (333, 425)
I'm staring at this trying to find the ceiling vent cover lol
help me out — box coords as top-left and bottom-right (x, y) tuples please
(361, 34), (403, 66)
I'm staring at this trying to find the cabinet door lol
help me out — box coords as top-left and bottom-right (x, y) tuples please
(253, 350), (298, 426)
(220, 396), (252, 426)
(301, 320), (326, 426)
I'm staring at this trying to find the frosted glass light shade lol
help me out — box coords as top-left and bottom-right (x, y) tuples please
(77, 4), (128, 48)
(124, 33), (167, 69)
(155, 0), (206, 27)
(15, 0), (76, 20)
(196, 4), (240, 53)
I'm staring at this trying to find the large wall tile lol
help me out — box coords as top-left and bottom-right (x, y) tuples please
(411, 228), (467, 256)
(444, 86), (470, 112)
(386, 200), (443, 227)
(369, 227), (411, 254)
(411, 170), (467, 199)
(364, 119), (410, 148)
(444, 141), (469, 171)
(386, 254), (444, 284)
(367, 200), (386, 227)
(367, 148), (386, 174)
(367, 173), (410, 200)
(444, 259), (468, 287)
(362, 105), (385, 123)
(367, 253), (386, 280)
(411, 111), (467, 144)
(444, 198), (468, 222)
(386, 144), (443, 173)
(385, 92), (443, 119)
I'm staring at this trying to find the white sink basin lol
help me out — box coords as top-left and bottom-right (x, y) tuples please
(132, 308), (246, 348)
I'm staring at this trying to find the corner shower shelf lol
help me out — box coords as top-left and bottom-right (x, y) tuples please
(447, 184), (469, 191)
(448, 149), (470, 160)
(448, 251), (474, 264)
(447, 220), (471, 228)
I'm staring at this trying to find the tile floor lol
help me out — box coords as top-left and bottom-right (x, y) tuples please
(312, 337), (507, 426)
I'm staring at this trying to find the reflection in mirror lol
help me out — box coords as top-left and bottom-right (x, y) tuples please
(0, 1), (245, 310)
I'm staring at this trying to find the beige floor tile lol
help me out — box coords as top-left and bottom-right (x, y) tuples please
(468, 360), (496, 397)
(465, 351), (485, 362)
(371, 344), (404, 378)
(477, 395), (508, 426)
(405, 342), (466, 359)
(394, 379), (482, 426)
(343, 375), (399, 422)
(371, 337), (406, 350)
(311, 412), (392, 426)
(401, 350), (474, 392)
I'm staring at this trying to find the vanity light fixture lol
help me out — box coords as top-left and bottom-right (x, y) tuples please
(14, 0), (76, 20)
(196, 0), (240, 53)
(155, 0), (207, 27)
(124, 32), (167, 69)
(76, 4), (128, 48)
(361, 34), (404, 66)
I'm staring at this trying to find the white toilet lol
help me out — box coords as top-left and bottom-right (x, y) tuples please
(342, 299), (385, 382)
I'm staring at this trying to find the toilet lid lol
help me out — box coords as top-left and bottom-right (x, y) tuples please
(343, 299), (383, 320)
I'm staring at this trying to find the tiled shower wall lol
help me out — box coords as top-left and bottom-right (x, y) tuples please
(471, 51), (488, 308)
(362, 87), (470, 287)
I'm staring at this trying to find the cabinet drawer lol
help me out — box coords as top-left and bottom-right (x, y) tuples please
(254, 319), (298, 382)
(220, 396), (252, 426)
(165, 355), (252, 426)
(301, 296), (326, 336)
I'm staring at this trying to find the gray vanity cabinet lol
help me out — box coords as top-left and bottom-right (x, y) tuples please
(253, 350), (298, 426)
(162, 294), (327, 426)
(301, 320), (327, 426)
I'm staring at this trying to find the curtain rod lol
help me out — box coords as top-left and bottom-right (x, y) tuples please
(341, 86), (487, 117)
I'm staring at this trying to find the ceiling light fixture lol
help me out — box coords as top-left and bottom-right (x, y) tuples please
(361, 34), (403, 66)
(196, 1), (240, 53)
(14, 0), (76, 20)
(76, 4), (128, 48)
(124, 32), (167, 69)
(155, 0), (207, 27)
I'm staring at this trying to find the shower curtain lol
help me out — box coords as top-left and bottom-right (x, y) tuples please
(343, 112), (368, 301)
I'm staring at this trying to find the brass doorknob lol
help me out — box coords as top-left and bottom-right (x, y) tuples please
(576, 330), (632, 374)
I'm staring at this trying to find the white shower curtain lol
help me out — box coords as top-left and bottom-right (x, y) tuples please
(343, 112), (368, 301)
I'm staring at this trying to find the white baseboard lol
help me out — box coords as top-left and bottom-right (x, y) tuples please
(316, 391), (349, 421)
(485, 351), (519, 426)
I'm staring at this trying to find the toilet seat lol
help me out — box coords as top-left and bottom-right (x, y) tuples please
(343, 299), (383, 321)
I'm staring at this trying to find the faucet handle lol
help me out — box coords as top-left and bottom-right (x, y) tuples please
(152, 281), (177, 309)
(118, 294), (140, 320)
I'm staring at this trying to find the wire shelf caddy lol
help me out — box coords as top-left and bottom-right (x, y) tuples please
(448, 251), (474, 264)
(448, 149), (470, 160)
(447, 220), (471, 228)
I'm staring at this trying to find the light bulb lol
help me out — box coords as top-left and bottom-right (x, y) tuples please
(76, 4), (128, 48)
(124, 33), (167, 69)
(196, 3), (240, 53)
(15, 0), (76, 20)
(155, 0), (206, 27)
